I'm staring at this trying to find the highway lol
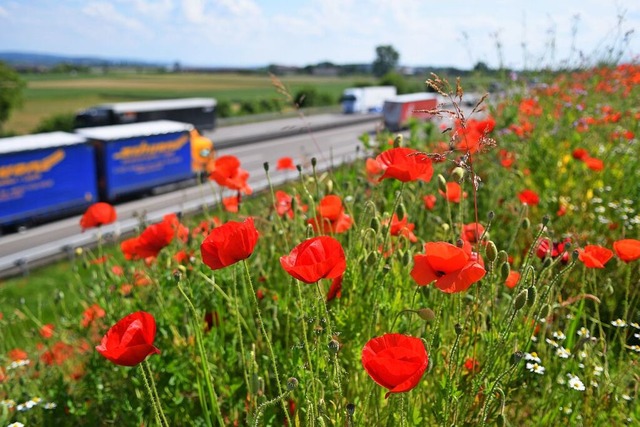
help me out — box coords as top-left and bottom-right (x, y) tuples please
(0, 113), (382, 278)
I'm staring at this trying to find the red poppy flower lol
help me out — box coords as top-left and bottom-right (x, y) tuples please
(208, 155), (252, 195)
(95, 311), (160, 367)
(518, 189), (540, 206)
(613, 239), (640, 263)
(423, 194), (436, 210)
(326, 275), (343, 301)
(505, 271), (520, 289)
(365, 158), (383, 182)
(463, 357), (481, 373)
(200, 217), (259, 270)
(461, 223), (485, 244)
(39, 323), (55, 339)
(8, 348), (28, 361)
(223, 195), (240, 213)
(361, 333), (428, 398)
(572, 148), (589, 160)
(578, 245), (613, 268)
(376, 147), (434, 183)
(80, 202), (117, 231)
(584, 157), (604, 171)
(388, 214), (418, 242)
(280, 236), (346, 283)
(81, 304), (106, 328)
(308, 195), (352, 234)
(163, 213), (189, 243)
(128, 220), (175, 260)
(411, 242), (486, 293)
(439, 182), (467, 203)
(276, 156), (296, 171)
(275, 190), (307, 219)
(536, 238), (571, 264)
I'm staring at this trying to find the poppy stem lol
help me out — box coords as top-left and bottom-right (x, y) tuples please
(231, 265), (254, 423)
(243, 259), (292, 426)
(139, 360), (169, 427)
(294, 278), (319, 421)
(176, 281), (226, 427)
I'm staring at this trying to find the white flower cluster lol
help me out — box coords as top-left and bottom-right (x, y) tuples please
(567, 374), (585, 391)
(525, 352), (545, 375)
(6, 359), (30, 370)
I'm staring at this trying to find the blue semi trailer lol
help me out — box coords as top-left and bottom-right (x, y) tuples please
(0, 132), (99, 228)
(75, 120), (194, 201)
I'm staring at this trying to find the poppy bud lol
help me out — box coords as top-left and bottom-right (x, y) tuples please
(393, 134), (403, 148)
(527, 286), (537, 306)
(487, 211), (495, 221)
(437, 174), (447, 193)
(396, 203), (406, 220)
(497, 250), (508, 265)
(296, 164), (302, 172)
(539, 304), (551, 320)
(510, 351), (524, 365)
(521, 218), (530, 230)
(328, 339), (340, 354)
(451, 167), (465, 182)
(366, 251), (378, 266)
(572, 249), (579, 261)
(496, 413), (506, 427)
(346, 403), (356, 416)
(454, 323), (463, 335)
(417, 308), (435, 321)
(370, 217), (381, 232)
(542, 215), (550, 226)
(486, 241), (498, 262)
(287, 377), (299, 391)
(325, 180), (333, 194)
(500, 262), (511, 282)
(311, 157), (317, 168)
(401, 250), (412, 266)
(514, 290), (528, 310)
(263, 161), (269, 172)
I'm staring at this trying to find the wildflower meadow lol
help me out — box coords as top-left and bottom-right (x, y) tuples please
(1, 66), (640, 426)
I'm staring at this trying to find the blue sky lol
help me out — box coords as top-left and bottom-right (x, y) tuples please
(0, 0), (638, 69)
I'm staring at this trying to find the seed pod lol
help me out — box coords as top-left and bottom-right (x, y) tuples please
(454, 323), (463, 335)
(346, 403), (356, 416)
(287, 377), (299, 391)
(401, 250), (412, 266)
(500, 262), (511, 281)
(527, 286), (537, 307)
(572, 249), (579, 261)
(497, 250), (508, 265)
(366, 251), (378, 266)
(263, 161), (269, 172)
(539, 304), (551, 320)
(328, 339), (340, 354)
(417, 308), (436, 321)
(396, 203), (406, 220)
(514, 290), (528, 310)
(521, 217), (531, 230)
(487, 210), (495, 221)
(496, 413), (506, 427)
(486, 241), (498, 262)
(452, 166), (465, 182)
(542, 215), (550, 226)
(437, 174), (447, 193)
(311, 157), (317, 167)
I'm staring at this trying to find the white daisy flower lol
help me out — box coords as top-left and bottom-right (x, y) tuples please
(577, 350), (587, 359)
(524, 352), (541, 363)
(1, 399), (16, 409)
(568, 374), (585, 391)
(577, 327), (590, 338)
(594, 366), (604, 376)
(553, 331), (566, 341)
(556, 347), (571, 359)
(611, 319), (627, 328)
(626, 345), (640, 353)
(8, 423), (25, 427)
(621, 394), (633, 401)
(526, 362), (545, 375)
(43, 402), (57, 409)
(630, 322), (640, 329)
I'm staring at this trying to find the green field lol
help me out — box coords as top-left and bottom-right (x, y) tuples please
(5, 72), (378, 134)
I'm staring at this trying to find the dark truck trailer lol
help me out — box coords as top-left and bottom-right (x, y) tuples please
(74, 98), (217, 131)
(76, 121), (194, 202)
(0, 132), (99, 229)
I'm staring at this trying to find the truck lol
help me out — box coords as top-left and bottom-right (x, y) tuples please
(382, 93), (440, 131)
(76, 120), (199, 201)
(340, 86), (397, 114)
(74, 98), (218, 131)
(0, 131), (99, 229)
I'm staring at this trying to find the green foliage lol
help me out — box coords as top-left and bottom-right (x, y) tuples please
(378, 71), (424, 94)
(372, 45), (400, 77)
(293, 86), (335, 108)
(0, 61), (26, 130)
(31, 112), (76, 133)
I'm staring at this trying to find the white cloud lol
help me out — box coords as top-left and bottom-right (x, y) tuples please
(82, 2), (146, 32)
(0, 6), (8, 18)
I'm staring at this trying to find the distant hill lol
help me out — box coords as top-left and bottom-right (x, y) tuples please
(0, 51), (166, 68)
